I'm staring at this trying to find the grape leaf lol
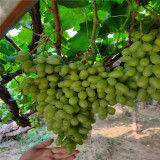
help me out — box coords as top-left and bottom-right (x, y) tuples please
(0, 40), (16, 56)
(59, 6), (88, 30)
(68, 22), (93, 55)
(57, 0), (89, 8)
(3, 55), (16, 63)
(102, 0), (125, 11)
(17, 28), (33, 44)
(99, 1), (129, 36)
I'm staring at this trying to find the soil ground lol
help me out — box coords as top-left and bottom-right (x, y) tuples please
(0, 105), (160, 160)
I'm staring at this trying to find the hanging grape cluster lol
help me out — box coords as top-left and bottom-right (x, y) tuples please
(120, 28), (160, 101)
(29, 114), (41, 128)
(16, 27), (160, 154)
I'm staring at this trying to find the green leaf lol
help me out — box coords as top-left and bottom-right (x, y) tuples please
(102, 0), (125, 11)
(40, 0), (47, 15)
(129, 148), (134, 151)
(3, 55), (16, 63)
(44, 11), (54, 24)
(149, 0), (160, 12)
(17, 28), (33, 44)
(57, 0), (89, 8)
(59, 6), (87, 30)
(0, 39), (16, 56)
(68, 21), (93, 55)
(116, 141), (122, 146)
(20, 13), (31, 22)
(98, 10), (108, 21)
(0, 147), (8, 151)
(2, 112), (12, 124)
(99, 2), (129, 36)
(0, 59), (7, 65)
(9, 80), (19, 89)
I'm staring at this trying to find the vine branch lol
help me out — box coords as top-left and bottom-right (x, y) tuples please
(104, 43), (133, 67)
(0, 69), (23, 86)
(90, 0), (99, 54)
(5, 36), (21, 51)
(143, 6), (159, 18)
(51, 0), (62, 56)
(0, 85), (30, 127)
(28, 1), (43, 53)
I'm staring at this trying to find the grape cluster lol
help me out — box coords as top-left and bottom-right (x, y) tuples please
(29, 115), (41, 128)
(16, 27), (160, 154)
(121, 28), (160, 102)
(16, 53), (115, 154)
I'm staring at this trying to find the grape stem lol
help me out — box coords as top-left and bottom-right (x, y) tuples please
(72, 50), (88, 62)
(103, 0), (133, 64)
(51, 0), (62, 56)
(28, 1), (43, 53)
(5, 35), (21, 51)
(143, 6), (159, 18)
(31, 36), (49, 54)
(128, 5), (140, 43)
(19, 95), (27, 115)
(90, 0), (100, 54)
(104, 43), (133, 67)
(115, 0), (133, 49)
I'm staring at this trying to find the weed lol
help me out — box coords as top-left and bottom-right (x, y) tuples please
(96, 154), (103, 160)
(15, 127), (52, 154)
(129, 148), (134, 151)
(0, 147), (8, 153)
(115, 141), (122, 146)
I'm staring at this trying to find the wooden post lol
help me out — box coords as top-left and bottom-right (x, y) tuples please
(132, 103), (138, 133)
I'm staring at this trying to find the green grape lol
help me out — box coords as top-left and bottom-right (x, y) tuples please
(63, 105), (74, 114)
(79, 99), (88, 108)
(96, 80), (107, 89)
(107, 107), (116, 115)
(108, 70), (124, 78)
(78, 91), (87, 100)
(107, 78), (117, 85)
(79, 70), (88, 80)
(69, 97), (78, 105)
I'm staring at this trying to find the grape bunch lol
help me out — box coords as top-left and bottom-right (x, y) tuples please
(16, 53), (116, 154)
(29, 115), (41, 128)
(16, 27), (160, 154)
(120, 27), (160, 102)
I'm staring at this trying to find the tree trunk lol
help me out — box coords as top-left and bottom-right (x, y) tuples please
(0, 85), (31, 127)
(0, 121), (32, 142)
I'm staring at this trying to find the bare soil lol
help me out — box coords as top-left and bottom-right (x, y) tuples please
(0, 105), (160, 160)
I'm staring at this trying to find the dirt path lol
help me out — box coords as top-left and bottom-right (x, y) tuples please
(0, 107), (160, 160)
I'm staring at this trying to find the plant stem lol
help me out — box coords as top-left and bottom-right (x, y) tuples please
(95, 43), (103, 62)
(51, 0), (62, 56)
(5, 36), (21, 51)
(91, 0), (99, 54)
(143, 6), (159, 18)
(115, 1), (133, 49)
(28, 1), (43, 53)
(128, 5), (140, 43)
